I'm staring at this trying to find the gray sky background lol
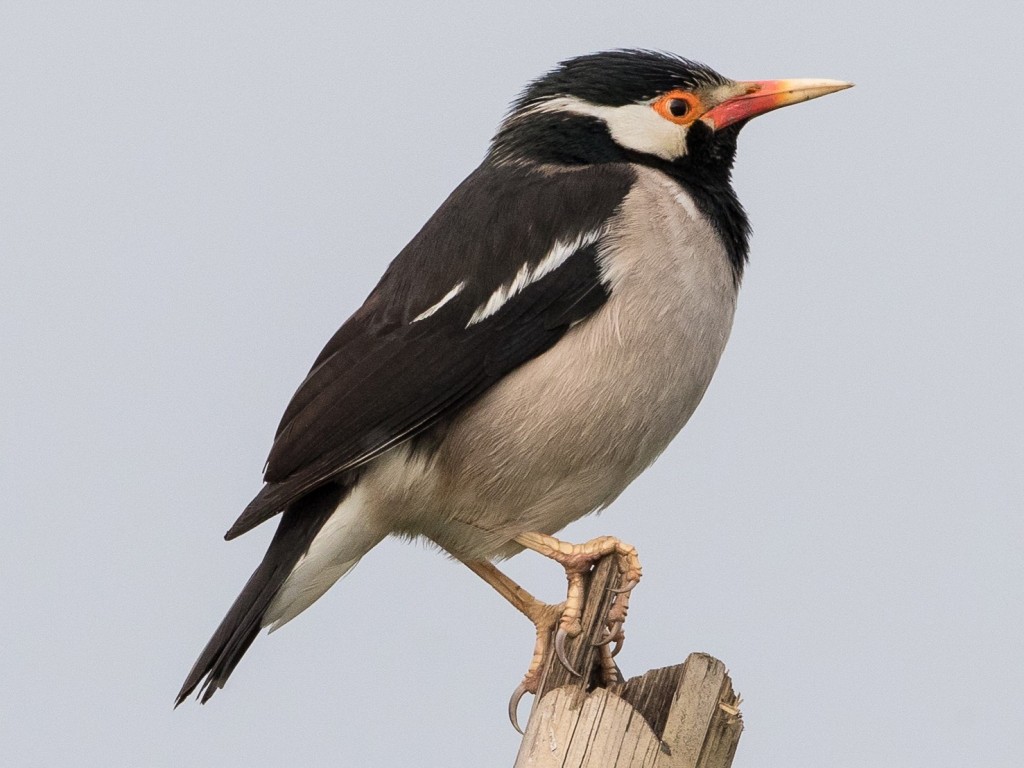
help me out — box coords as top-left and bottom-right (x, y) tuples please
(3, 2), (1022, 766)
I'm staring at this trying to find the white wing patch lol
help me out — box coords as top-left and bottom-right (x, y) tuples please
(411, 281), (465, 323)
(466, 228), (604, 327)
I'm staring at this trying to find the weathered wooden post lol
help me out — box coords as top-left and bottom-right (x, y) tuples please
(513, 557), (743, 767)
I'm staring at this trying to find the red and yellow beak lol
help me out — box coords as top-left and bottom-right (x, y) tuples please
(701, 79), (852, 130)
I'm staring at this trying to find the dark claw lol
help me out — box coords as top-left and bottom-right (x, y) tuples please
(610, 636), (623, 658)
(508, 682), (529, 734)
(555, 628), (580, 676)
(592, 627), (615, 647)
(605, 620), (623, 642)
(609, 579), (639, 594)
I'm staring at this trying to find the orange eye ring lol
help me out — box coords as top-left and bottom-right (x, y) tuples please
(652, 90), (703, 125)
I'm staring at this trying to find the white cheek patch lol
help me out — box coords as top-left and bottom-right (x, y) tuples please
(527, 96), (690, 161)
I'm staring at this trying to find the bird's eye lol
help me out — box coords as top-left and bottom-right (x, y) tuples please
(667, 99), (690, 118)
(652, 91), (702, 125)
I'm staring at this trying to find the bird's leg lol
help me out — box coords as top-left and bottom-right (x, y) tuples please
(461, 535), (641, 732)
(513, 532), (641, 680)
(461, 559), (565, 732)
(596, 628), (624, 685)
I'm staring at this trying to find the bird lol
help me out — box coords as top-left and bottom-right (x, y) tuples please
(176, 49), (850, 720)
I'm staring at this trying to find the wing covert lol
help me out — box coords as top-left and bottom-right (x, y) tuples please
(226, 163), (635, 539)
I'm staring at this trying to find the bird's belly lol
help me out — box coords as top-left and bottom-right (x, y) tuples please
(376, 176), (739, 559)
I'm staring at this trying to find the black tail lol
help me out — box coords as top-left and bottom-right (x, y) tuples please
(175, 483), (343, 705)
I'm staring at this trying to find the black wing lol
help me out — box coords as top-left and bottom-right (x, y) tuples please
(226, 162), (635, 539)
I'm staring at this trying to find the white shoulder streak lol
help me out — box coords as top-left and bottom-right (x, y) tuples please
(466, 228), (604, 327)
(411, 281), (465, 323)
(521, 95), (688, 161)
(672, 191), (700, 221)
(650, 172), (701, 221)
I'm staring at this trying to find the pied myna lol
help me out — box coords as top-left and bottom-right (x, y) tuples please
(176, 50), (850, 724)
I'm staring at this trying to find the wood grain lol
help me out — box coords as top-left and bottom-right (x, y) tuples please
(513, 556), (742, 767)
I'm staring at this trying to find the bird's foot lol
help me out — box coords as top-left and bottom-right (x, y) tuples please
(458, 559), (573, 732)
(507, 599), (563, 733)
(514, 532), (642, 676)
(461, 538), (642, 734)
(505, 593), (625, 733)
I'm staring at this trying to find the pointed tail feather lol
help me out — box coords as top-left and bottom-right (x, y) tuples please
(175, 483), (344, 705)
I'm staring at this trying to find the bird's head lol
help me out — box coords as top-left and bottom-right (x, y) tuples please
(490, 50), (851, 178)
